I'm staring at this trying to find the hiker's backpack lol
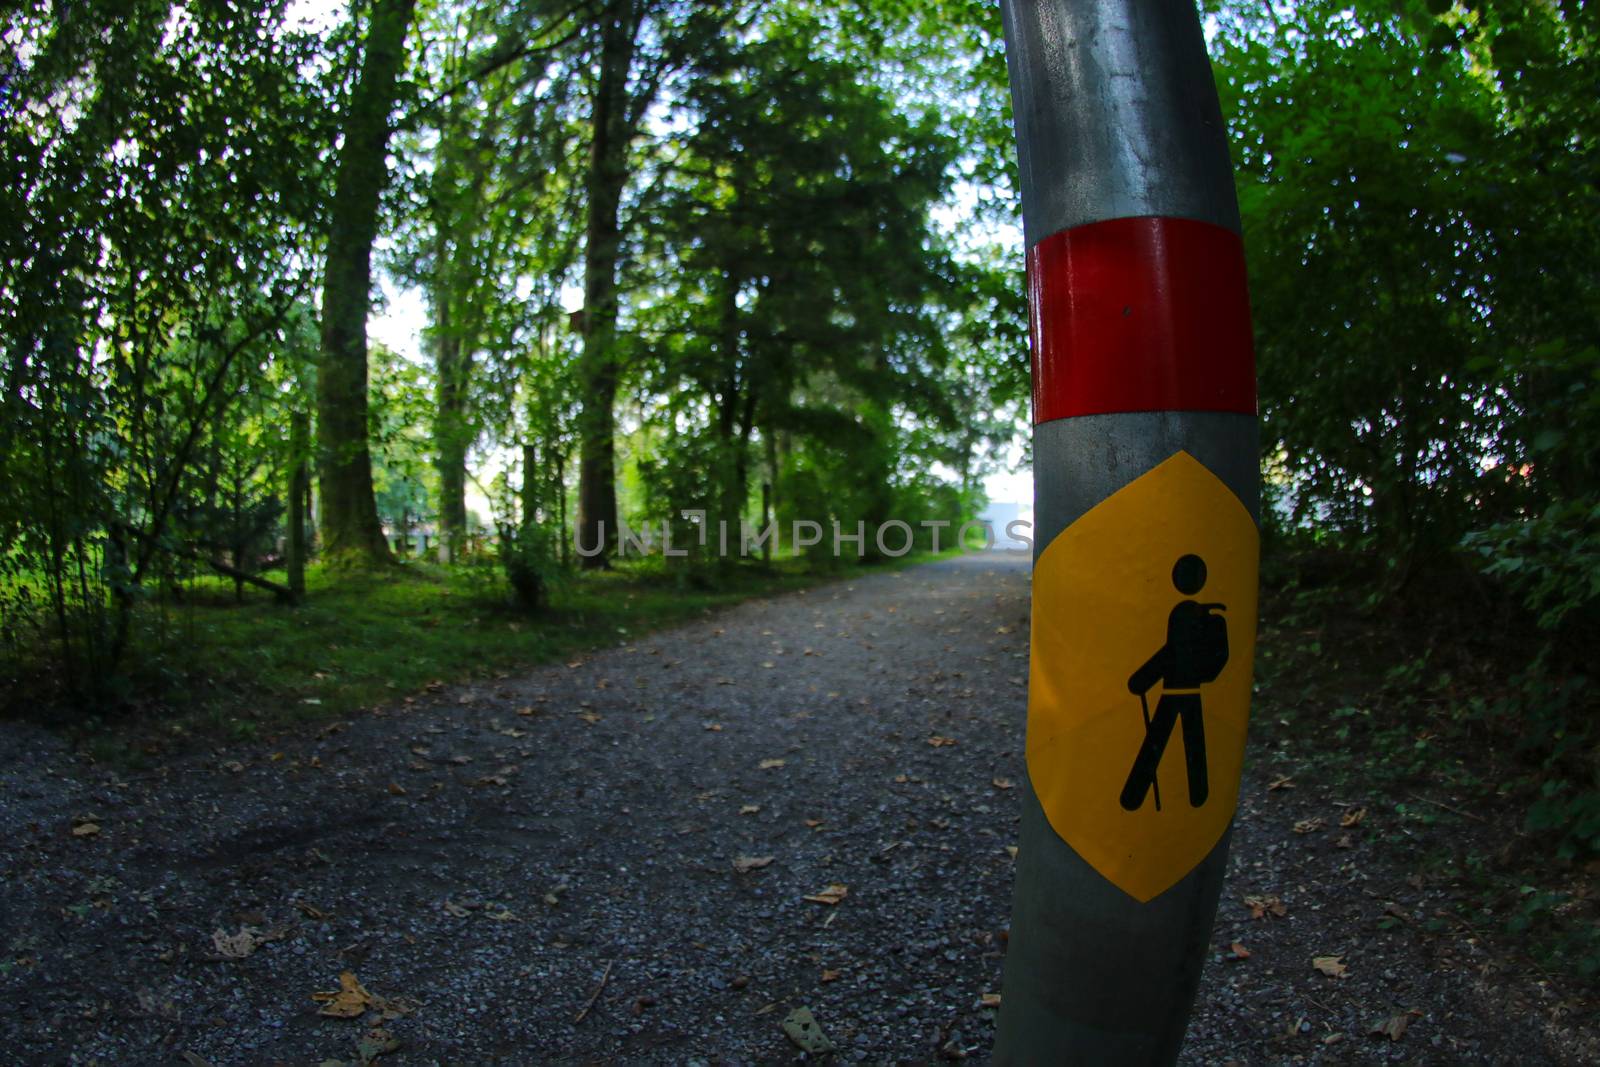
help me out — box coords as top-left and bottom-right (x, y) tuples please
(1194, 604), (1228, 683)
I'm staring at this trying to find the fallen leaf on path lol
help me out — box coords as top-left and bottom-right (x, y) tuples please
(980, 993), (1002, 1009)
(1312, 955), (1348, 978)
(739, 804), (761, 815)
(1340, 807), (1368, 827)
(704, 722), (723, 731)
(1268, 775), (1295, 791)
(803, 883), (849, 905)
(578, 711), (601, 724)
(781, 1007), (835, 1054)
(1371, 1013), (1412, 1041)
(312, 972), (384, 1018)
(442, 900), (469, 917)
(991, 778), (1015, 790)
(759, 758), (786, 769)
(387, 782), (406, 796)
(516, 706), (537, 717)
(1228, 941), (1251, 960)
(485, 908), (519, 922)
(1293, 817), (1325, 834)
(803, 818), (823, 828)
(448, 755), (472, 765)
(893, 774), (909, 783)
(212, 925), (284, 959)
(223, 760), (244, 774)
(1243, 894), (1287, 919)
(733, 855), (774, 873)
(356, 1026), (401, 1064)
(927, 735), (957, 747)
(1335, 833), (1355, 849)
(71, 821), (100, 838)
(631, 994), (657, 1015)
(473, 775), (508, 787)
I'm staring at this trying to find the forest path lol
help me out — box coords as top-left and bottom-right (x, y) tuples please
(0, 553), (1587, 1064)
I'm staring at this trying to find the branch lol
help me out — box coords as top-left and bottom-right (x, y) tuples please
(426, 0), (597, 105)
(115, 522), (296, 604)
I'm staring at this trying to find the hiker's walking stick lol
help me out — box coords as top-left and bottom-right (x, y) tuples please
(1138, 690), (1162, 812)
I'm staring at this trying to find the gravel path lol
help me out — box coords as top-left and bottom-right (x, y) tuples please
(0, 553), (1592, 1064)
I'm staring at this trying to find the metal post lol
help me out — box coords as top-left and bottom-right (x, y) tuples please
(995, 1), (1259, 1063)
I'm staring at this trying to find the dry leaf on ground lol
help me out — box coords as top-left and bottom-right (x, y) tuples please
(1293, 817), (1325, 834)
(1312, 955), (1349, 978)
(1243, 894), (1287, 919)
(758, 758), (786, 769)
(927, 735), (957, 747)
(212, 925), (284, 959)
(991, 777), (1014, 790)
(980, 993), (1002, 1009)
(1340, 807), (1368, 827)
(781, 1007), (834, 1054)
(803, 883), (849, 905)
(733, 855), (774, 873)
(1228, 942), (1251, 960)
(1371, 1010), (1420, 1041)
(312, 972), (382, 1018)
(739, 804), (761, 815)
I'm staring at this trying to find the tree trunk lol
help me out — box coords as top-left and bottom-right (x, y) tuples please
(434, 327), (470, 562)
(574, 2), (641, 570)
(287, 408), (308, 599)
(521, 440), (539, 526)
(315, 0), (415, 566)
(555, 451), (568, 567)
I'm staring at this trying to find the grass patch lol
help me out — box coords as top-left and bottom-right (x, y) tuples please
(1250, 548), (1600, 983)
(34, 546), (965, 758)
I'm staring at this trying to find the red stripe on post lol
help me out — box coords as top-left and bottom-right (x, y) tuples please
(1027, 216), (1256, 424)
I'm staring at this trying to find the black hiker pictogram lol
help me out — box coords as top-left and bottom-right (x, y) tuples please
(1119, 554), (1229, 812)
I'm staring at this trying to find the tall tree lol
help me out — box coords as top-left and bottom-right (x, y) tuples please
(317, 0), (418, 564)
(573, 0), (647, 568)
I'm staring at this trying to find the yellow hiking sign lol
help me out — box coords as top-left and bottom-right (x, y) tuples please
(1028, 450), (1259, 903)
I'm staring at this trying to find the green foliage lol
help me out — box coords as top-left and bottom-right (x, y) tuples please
(1213, 0), (1599, 571)
(499, 521), (562, 609)
(1, 0), (332, 691)
(369, 342), (438, 532)
(1465, 499), (1600, 632)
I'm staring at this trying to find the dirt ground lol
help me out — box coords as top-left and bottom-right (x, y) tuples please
(1, 552), (1594, 1064)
